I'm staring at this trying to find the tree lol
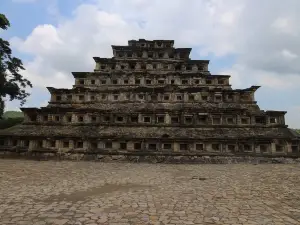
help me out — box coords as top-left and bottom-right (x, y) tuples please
(0, 14), (32, 118)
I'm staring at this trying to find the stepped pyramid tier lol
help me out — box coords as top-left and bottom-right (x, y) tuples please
(0, 38), (299, 158)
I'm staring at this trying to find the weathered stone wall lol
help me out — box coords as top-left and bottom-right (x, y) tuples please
(25, 111), (284, 127)
(2, 38), (299, 163)
(1, 151), (300, 164)
(74, 75), (229, 86)
(3, 138), (297, 154)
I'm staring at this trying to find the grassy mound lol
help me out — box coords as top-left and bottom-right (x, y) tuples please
(0, 111), (24, 129)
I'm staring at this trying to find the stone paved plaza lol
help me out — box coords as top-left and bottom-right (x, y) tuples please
(1, 160), (300, 225)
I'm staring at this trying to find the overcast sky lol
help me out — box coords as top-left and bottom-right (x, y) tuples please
(1, 0), (300, 127)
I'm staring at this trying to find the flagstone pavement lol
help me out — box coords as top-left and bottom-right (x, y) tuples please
(1, 160), (300, 225)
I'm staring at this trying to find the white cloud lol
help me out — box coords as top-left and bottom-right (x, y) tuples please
(281, 49), (298, 60)
(7, 0), (300, 127)
(221, 63), (300, 90)
(39, 100), (49, 107)
(286, 106), (300, 129)
(10, 3), (143, 89)
(4, 104), (21, 112)
(9, 0), (247, 89)
(271, 17), (298, 36)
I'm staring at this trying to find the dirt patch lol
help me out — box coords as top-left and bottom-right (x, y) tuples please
(192, 176), (207, 180)
(42, 183), (151, 202)
(171, 170), (193, 177)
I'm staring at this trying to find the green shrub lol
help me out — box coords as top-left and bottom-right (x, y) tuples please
(0, 117), (23, 129)
(3, 111), (24, 119)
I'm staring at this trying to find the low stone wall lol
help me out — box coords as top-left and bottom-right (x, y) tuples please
(0, 151), (300, 164)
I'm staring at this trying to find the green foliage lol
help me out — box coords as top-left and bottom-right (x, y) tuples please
(3, 110), (23, 118)
(0, 14), (10, 30)
(295, 129), (300, 134)
(0, 110), (24, 129)
(0, 117), (23, 129)
(0, 13), (32, 118)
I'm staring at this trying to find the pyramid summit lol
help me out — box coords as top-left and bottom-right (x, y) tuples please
(0, 39), (299, 161)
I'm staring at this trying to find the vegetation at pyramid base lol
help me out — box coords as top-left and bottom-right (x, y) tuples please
(0, 111), (24, 129)
(3, 110), (23, 118)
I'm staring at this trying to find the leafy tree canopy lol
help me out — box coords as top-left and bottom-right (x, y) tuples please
(0, 13), (32, 119)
